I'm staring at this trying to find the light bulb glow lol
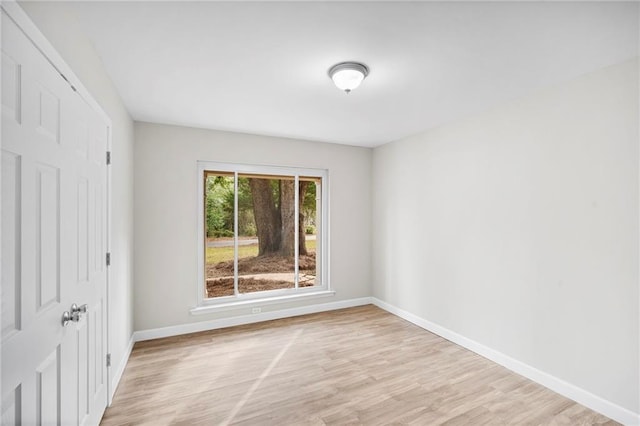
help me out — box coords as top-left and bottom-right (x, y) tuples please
(329, 62), (369, 93)
(332, 69), (364, 92)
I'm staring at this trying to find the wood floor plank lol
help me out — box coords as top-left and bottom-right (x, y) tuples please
(101, 305), (617, 425)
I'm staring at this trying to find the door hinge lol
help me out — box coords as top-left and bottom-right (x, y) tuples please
(106, 252), (111, 266)
(106, 151), (111, 165)
(106, 353), (111, 367)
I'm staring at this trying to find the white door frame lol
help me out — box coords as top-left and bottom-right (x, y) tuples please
(1, 0), (114, 405)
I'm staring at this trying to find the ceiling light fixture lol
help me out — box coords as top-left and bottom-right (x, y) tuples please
(328, 62), (369, 93)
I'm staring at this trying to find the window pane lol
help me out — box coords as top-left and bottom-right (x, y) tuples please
(204, 173), (236, 298)
(237, 175), (295, 294)
(299, 177), (320, 288)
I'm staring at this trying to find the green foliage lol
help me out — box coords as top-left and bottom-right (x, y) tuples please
(205, 176), (234, 237)
(206, 175), (258, 238)
(270, 179), (281, 209)
(302, 181), (316, 214)
(302, 182), (317, 229)
(237, 177), (257, 236)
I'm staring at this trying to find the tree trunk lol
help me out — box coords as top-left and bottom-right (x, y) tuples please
(248, 178), (280, 256)
(279, 180), (296, 257)
(249, 178), (310, 258)
(298, 181), (309, 256)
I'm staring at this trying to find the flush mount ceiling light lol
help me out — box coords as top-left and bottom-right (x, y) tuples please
(328, 62), (369, 93)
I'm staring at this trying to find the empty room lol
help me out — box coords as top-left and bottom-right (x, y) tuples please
(1, 1), (639, 425)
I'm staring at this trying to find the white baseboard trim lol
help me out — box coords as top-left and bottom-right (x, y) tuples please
(133, 297), (373, 342)
(371, 297), (640, 426)
(109, 336), (135, 405)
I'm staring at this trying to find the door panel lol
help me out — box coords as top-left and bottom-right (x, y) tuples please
(77, 317), (89, 425)
(35, 84), (60, 143)
(1, 151), (21, 338)
(35, 163), (60, 312)
(1, 9), (109, 425)
(35, 348), (60, 424)
(78, 178), (89, 283)
(1, 50), (21, 125)
(1, 384), (21, 424)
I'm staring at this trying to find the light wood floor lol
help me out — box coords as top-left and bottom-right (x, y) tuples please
(101, 305), (616, 425)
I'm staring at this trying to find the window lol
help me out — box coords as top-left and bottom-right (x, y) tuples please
(196, 162), (329, 308)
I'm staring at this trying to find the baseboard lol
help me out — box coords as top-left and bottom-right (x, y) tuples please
(133, 297), (373, 342)
(371, 297), (640, 426)
(109, 336), (135, 405)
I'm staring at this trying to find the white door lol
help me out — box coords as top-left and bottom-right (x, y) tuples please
(1, 9), (109, 425)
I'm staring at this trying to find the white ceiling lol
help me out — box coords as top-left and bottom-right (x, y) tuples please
(66, 1), (638, 147)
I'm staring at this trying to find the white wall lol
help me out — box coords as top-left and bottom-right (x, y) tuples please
(373, 58), (639, 416)
(133, 122), (371, 331)
(19, 1), (136, 394)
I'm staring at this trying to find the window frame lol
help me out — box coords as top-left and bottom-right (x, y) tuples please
(194, 161), (330, 311)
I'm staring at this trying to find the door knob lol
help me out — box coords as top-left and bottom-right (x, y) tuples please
(62, 303), (88, 326)
(71, 303), (88, 314)
(62, 311), (71, 326)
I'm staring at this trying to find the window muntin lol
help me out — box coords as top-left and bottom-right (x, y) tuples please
(197, 162), (328, 306)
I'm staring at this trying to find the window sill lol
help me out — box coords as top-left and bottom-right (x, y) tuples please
(190, 290), (336, 315)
